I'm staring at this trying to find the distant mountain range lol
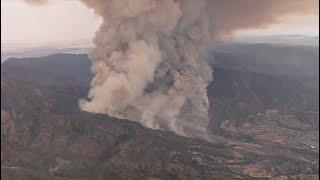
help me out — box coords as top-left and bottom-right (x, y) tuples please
(1, 39), (92, 62)
(231, 34), (319, 46)
(212, 43), (319, 78)
(2, 35), (318, 62)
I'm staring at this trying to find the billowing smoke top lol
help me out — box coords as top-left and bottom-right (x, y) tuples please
(24, 0), (318, 138)
(213, 0), (318, 37)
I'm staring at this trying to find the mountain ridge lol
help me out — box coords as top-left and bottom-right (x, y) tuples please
(1, 44), (319, 179)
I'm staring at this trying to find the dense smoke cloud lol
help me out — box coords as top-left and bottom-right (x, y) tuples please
(213, 0), (318, 37)
(24, 0), (318, 138)
(79, 0), (214, 138)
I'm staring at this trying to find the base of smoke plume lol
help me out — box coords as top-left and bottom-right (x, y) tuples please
(79, 97), (212, 141)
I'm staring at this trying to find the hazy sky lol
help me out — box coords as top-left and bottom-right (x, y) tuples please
(1, 0), (319, 46)
(1, 0), (101, 45)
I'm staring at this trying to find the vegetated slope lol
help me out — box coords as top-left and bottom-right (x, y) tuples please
(2, 76), (319, 180)
(207, 44), (319, 147)
(213, 43), (319, 78)
(1, 44), (319, 179)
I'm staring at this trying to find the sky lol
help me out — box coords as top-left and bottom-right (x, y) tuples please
(1, 0), (101, 46)
(1, 0), (319, 48)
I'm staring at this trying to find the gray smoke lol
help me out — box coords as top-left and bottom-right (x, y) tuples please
(79, 0), (215, 138)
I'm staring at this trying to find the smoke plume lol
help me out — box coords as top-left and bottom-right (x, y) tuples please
(79, 0), (215, 138)
(24, 0), (318, 138)
(79, 0), (317, 138)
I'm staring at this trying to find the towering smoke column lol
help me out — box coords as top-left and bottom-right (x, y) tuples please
(79, 0), (215, 138)
(23, 0), (318, 138)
